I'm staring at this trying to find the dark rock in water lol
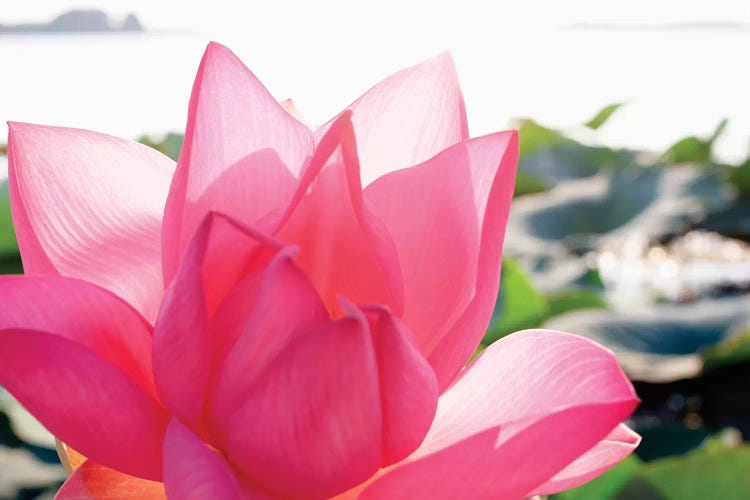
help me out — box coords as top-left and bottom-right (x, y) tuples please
(0, 9), (145, 33)
(47, 10), (109, 32)
(122, 13), (143, 32)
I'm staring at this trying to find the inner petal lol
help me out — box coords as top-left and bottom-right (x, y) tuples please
(275, 117), (403, 316)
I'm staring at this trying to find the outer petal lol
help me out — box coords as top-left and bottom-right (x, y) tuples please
(225, 314), (382, 499)
(55, 460), (165, 499)
(277, 112), (403, 315)
(162, 42), (313, 282)
(364, 131), (518, 388)
(317, 53), (468, 186)
(208, 248), (327, 442)
(362, 330), (639, 500)
(163, 419), (245, 500)
(7, 123), (174, 321)
(363, 305), (438, 466)
(153, 213), (280, 429)
(0, 275), (157, 399)
(0, 329), (168, 480)
(527, 424), (641, 496)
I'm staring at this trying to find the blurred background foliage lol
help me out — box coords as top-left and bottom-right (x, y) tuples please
(488, 105), (750, 499)
(1, 103), (750, 498)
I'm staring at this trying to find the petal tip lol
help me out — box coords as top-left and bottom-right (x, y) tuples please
(439, 50), (458, 66)
(201, 41), (248, 71)
(204, 40), (230, 56)
(6, 121), (39, 142)
(423, 51), (459, 74)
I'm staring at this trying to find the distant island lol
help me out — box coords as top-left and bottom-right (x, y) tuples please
(0, 9), (143, 33)
(564, 21), (750, 32)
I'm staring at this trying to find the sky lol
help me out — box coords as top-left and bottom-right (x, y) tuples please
(1, 1), (749, 162)
(4, 1), (750, 31)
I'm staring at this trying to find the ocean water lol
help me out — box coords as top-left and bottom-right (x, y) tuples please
(0, 27), (748, 172)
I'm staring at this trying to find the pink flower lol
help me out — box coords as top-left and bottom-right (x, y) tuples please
(0, 43), (639, 499)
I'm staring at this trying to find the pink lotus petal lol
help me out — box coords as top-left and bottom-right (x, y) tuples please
(201, 217), (284, 369)
(0, 329), (168, 480)
(162, 419), (245, 499)
(7, 123), (174, 321)
(363, 305), (438, 466)
(195, 213), (282, 316)
(421, 131), (518, 389)
(208, 248), (327, 442)
(225, 313), (382, 499)
(316, 53), (468, 186)
(528, 424), (641, 496)
(55, 460), (166, 499)
(362, 330), (639, 499)
(277, 112), (403, 315)
(153, 212), (280, 429)
(364, 131), (518, 388)
(162, 42), (313, 282)
(0, 275), (157, 400)
(207, 264), (270, 368)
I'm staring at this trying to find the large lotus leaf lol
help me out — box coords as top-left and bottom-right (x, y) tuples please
(585, 102), (625, 130)
(547, 289), (607, 317)
(660, 119), (727, 166)
(505, 165), (730, 257)
(613, 479), (665, 500)
(573, 267), (606, 290)
(702, 327), (750, 373)
(682, 165), (732, 213)
(516, 118), (572, 158)
(698, 200), (750, 243)
(0, 180), (19, 260)
(519, 255), (605, 295)
(137, 132), (184, 162)
(484, 258), (609, 345)
(510, 254), (591, 294)
(641, 437), (750, 500)
(513, 170), (547, 197)
(0, 258), (22, 275)
(543, 296), (750, 382)
(519, 143), (636, 189)
(516, 117), (635, 189)
(484, 258), (549, 344)
(551, 455), (641, 500)
(662, 137), (712, 166)
(550, 429), (743, 500)
(722, 158), (750, 200)
(486, 108), (632, 176)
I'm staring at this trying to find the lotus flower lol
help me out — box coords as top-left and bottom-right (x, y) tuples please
(0, 43), (639, 499)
